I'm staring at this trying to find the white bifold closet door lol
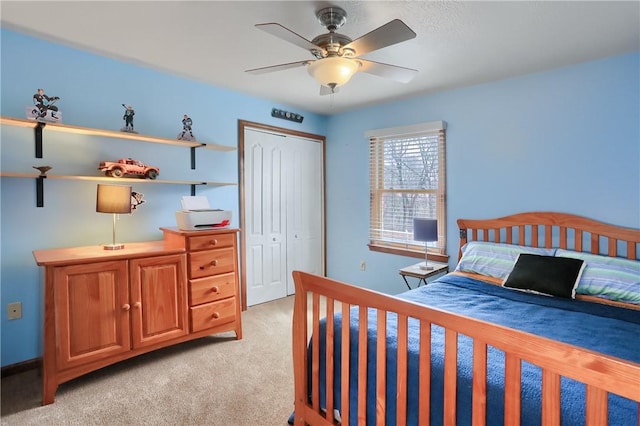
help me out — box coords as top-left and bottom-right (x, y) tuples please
(244, 127), (324, 306)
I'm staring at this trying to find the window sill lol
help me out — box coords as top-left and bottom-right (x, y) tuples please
(368, 244), (449, 263)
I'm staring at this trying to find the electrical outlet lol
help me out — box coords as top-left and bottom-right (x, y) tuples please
(360, 261), (366, 271)
(7, 302), (22, 320)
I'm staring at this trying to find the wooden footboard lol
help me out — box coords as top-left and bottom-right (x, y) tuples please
(291, 271), (640, 426)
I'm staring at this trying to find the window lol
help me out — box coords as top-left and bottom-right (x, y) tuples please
(366, 121), (447, 260)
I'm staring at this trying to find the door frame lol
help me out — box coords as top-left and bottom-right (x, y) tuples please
(238, 119), (327, 310)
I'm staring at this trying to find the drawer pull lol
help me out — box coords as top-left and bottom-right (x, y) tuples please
(200, 260), (218, 270)
(210, 239), (218, 246)
(122, 304), (131, 311)
(134, 302), (142, 309)
(212, 312), (220, 319)
(211, 286), (220, 293)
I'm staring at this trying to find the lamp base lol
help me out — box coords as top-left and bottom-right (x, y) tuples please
(419, 262), (434, 271)
(103, 243), (125, 250)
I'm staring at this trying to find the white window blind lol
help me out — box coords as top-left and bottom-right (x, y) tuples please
(367, 121), (447, 256)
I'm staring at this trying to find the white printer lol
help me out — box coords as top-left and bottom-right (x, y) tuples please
(175, 196), (232, 230)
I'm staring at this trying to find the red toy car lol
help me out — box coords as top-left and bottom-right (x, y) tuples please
(98, 158), (159, 179)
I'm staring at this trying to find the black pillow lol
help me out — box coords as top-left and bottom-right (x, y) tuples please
(503, 254), (585, 298)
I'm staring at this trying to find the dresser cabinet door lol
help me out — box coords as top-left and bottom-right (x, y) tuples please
(53, 260), (130, 371)
(129, 254), (188, 348)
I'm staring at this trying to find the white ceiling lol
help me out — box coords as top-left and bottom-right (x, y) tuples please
(2, 1), (639, 115)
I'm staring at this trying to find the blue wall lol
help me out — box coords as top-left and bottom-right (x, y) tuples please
(0, 29), (328, 367)
(325, 51), (639, 294)
(2, 28), (639, 367)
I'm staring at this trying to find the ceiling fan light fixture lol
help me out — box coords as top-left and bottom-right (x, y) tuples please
(307, 57), (360, 88)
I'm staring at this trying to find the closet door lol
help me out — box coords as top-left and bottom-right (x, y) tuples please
(245, 129), (288, 306)
(285, 137), (323, 295)
(243, 126), (324, 306)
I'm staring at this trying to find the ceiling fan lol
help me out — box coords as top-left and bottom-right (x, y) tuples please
(245, 6), (418, 95)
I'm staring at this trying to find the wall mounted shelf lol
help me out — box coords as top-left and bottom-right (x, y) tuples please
(1, 116), (235, 150)
(0, 172), (235, 186)
(0, 173), (236, 207)
(1, 116), (237, 207)
(0, 116), (235, 168)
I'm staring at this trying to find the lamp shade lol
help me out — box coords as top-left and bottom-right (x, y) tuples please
(307, 57), (360, 88)
(413, 218), (438, 242)
(96, 184), (132, 214)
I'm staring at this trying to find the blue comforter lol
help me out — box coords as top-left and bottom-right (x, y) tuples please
(299, 274), (640, 425)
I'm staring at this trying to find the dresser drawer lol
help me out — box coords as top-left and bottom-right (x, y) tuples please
(190, 298), (236, 333)
(188, 247), (235, 279)
(189, 273), (236, 306)
(187, 233), (235, 252)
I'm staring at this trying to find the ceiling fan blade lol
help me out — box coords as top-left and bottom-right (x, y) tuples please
(358, 59), (418, 83)
(343, 19), (416, 57)
(245, 60), (309, 75)
(255, 23), (325, 54)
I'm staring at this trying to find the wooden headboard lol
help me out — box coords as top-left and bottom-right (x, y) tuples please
(456, 211), (640, 310)
(457, 211), (640, 260)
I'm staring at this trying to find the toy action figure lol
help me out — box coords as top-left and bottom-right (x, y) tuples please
(121, 104), (136, 133)
(131, 191), (145, 212)
(177, 114), (196, 141)
(33, 88), (60, 120)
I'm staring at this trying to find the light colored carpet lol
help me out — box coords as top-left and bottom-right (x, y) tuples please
(1, 296), (295, 426)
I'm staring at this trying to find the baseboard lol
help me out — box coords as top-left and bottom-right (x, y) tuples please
(1, 358), (40, 377)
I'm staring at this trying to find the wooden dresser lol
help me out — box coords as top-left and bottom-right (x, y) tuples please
(32, 228), (241, 405)
(160, 227), (242, 338)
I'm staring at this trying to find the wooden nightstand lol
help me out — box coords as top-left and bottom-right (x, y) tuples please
(399, 261), (449, 289)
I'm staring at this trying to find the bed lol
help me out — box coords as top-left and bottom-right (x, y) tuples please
(290, 212), (640, 425)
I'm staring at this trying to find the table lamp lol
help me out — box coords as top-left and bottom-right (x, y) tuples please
(96, 184), (132, 250)
(413, 218), (438, 270)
